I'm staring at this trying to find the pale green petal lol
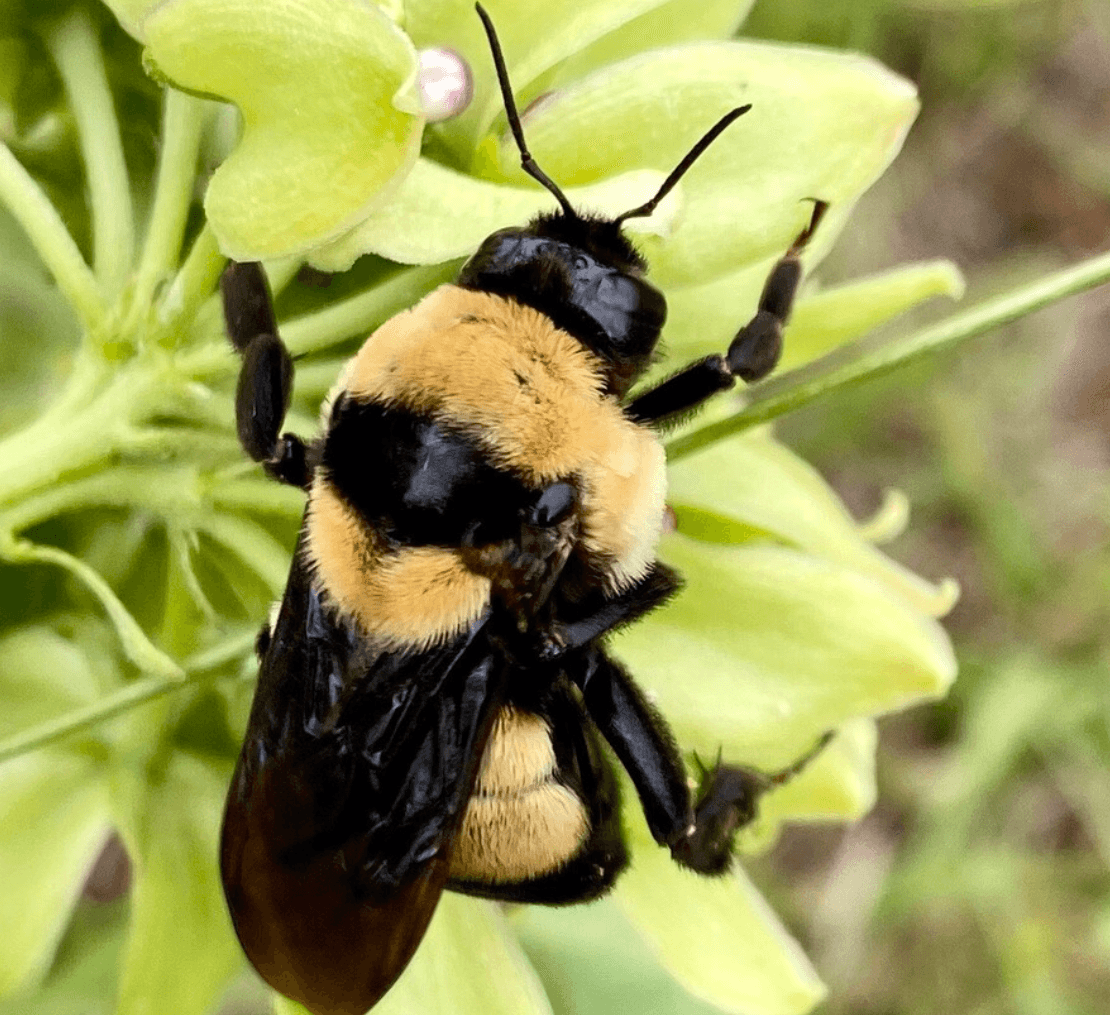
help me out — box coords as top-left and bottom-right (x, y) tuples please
(502, 42), (918, 286)
(654, 258), (964, 378)
(0, 752), (112, 995)
(666, 428), (958, 617)
(144, 0), (423, 259)
(100, 0), (158, 39)
(116, 752), (241, 1015)
(737, 719), (879, 854)
(275, 894), (553, 1015)
(616, 809), (825, 1015)
(763, 717), (878, 821)
(310, 158), (671, 271)
(0, 901), (128, 1015)
(611, 539), (956, 768)
(513, 898), (731, 1015)
(549, 0), (756, 87)
(784, 260), (965, 370)
(376, 894), (552, 1015)
(405, 0), (672, 152)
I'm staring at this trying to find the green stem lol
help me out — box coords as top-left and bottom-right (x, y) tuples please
(157, 224), (226, 338)
(176, 262), (458, 378)
(169, 525), (218, 622)
(130, 90), (208, 329)
(668, 249), (1110, 461)
(0, 143), (104, 330)
(46, 9), (134, 301)
(0, 396), (116, 508)
(0, 465), (202, 535)
(0, 358), (174, 509)
(0, 631), (253, 765)
(281, 262), (457, 354)
(0, 537), (182, 679)
(0, 675), (185, 765)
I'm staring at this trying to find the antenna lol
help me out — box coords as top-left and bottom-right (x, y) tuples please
(475, 4), (578, 219)
(616, 105), (751, 224)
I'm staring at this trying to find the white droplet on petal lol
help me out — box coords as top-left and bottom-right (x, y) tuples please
(417, 47), (473, 123)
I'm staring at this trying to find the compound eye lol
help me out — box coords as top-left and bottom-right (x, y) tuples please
(529, 482), (576, 528)
(590, 273), (666, 358)
(456, 229), (530, 286)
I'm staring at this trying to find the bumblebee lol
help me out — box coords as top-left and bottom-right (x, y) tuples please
(219, 7), (830, 1015)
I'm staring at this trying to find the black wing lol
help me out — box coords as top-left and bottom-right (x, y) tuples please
(221, 541), (508, 1015)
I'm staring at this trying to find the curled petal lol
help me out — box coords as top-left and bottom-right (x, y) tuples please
(144, 0), (423, 258)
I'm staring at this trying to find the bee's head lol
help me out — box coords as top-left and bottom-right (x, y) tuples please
(460, 4), (748, 398)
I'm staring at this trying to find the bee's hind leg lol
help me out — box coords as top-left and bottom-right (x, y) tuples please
(221, 261), (311, 488)
(572, 643), (834, 875)
(672, 731), (836, 874)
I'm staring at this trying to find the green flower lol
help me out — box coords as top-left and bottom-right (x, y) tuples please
(1, 2), (1109, 1015)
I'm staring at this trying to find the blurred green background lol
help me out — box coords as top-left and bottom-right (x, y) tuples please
(745, 1), (1110, 1012)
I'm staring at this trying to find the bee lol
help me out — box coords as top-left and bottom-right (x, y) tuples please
(219, 6), (830, 1015)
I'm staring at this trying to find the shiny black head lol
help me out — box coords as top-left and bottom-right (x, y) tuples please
(457, 215), (665, 396)
(465, 4), (750, 397)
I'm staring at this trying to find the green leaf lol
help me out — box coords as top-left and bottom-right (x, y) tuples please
(144, 0), (423, 258)
(310, 159), (671, 271)
(115, 752), (240, 1015)
(666, 428), (958, 617)
(504, 42), (918, 286)
(615, 811), (825, 1015)
(611, 538), (956, 768)
(514, 897), (729, 1015)
(0, 752), (112, 996)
